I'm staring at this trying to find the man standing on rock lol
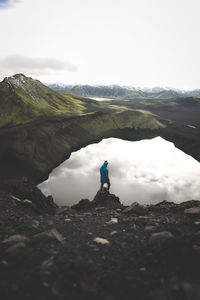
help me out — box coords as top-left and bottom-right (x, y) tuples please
(100, 160), (110, 192)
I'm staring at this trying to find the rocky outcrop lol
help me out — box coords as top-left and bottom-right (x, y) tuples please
(72, 190), (123, 211)
(0, 109), (163, 183)
(1, 192), (200, 300)
(0, 177), (57, 215)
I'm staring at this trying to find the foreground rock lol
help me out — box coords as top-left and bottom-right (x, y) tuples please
(72, 190), (123, 211)
(1, 189), (200, 300)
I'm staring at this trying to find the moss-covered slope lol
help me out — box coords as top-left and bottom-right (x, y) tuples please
(0, 74), (106, 128)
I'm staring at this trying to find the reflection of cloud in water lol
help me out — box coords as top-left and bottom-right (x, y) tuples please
(38, 137), (200, 206)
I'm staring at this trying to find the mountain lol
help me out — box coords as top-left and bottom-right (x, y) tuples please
(47, 83), (73, 93)
(47, 83), (200, 100)
(0, 74), (104, 128)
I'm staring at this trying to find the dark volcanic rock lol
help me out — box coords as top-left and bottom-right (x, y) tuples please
(72, 190), (123, 211)
(0, 178), (57, 214)
(149, 231), (175, 245)
(71, 199), (91, 211)
(1, 189), (200, 300)
(122, 202), (148, 215)
(91, 190), (122, 209)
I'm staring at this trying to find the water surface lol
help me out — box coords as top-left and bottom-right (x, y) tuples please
(38, 137), (200, 206)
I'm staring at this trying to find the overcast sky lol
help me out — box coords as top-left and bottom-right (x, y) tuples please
(0, 0), (200, 89)
(38, 137), (200, 206)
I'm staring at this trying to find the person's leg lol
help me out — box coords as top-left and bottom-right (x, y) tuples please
(107, 180), (110, 191)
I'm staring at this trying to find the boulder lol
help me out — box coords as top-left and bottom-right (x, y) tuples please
(72, 199), (91, 211)
(122, 202), (148, 215)
(184, 207), (200, 215)
(149, 231), (175, 245)
(91, 190), (122, 209)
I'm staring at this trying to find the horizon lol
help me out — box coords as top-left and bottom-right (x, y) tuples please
(2, 73), (200, 92)
(0, 0), (200, 90)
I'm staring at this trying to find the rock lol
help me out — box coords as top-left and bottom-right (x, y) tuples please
(10, 195), (22, 202)
(149, 231), (175, 245)
(93, 237), (110, 245)
(106, 218), (118, 225)
(2, 178), (58, 214)
(181, 281), (200, 300)
(72, 199), (91, 211)
(145, 226), (156, 231)
(1, 234), (29, 244)
(193, 245), (200, 254)
(31, 220), (40, 228)
(33, 229), (64, 245)
(110, 231), (117, 236)
(65, 218), (71, 222)
(41, 256), (54, 275)
(6, 242), (26, 253)
(91, 190), (122, 209)
(184, 207), (200, 215)
(95, 207), (105, 211)
(122, 202), (148, 215)
(56, 206), (75, 215)
(23, 199), (32, 204)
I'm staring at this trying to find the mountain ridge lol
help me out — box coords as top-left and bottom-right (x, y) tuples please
(48, 83), (200, 100)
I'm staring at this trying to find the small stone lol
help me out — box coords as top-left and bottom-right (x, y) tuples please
(193, 245), (200, 254)
(149, 231), (175, 245)
(116, 208), (122, 212)
(1, 260), (8, 265)
(33, 229), (64, 245)
(106, 218), (118, 225)
(145, 226), (156, 231)
(23, 199), (32, 204)
(65, 218), (71, 222)
(132, 224), (137, 229)
(41, 256), (54, 273)
(139, 267), (146, 272)
(93, 237), (110, 245)
(10, 195), (22, 202)
(110, 231), (117, 236)
(122, 202), (148, 215)
(1, 234), (29, 244)
(6, 242), (26, 253)
(88, 232), (93, 235)
(195, 221), (200, 225)
(43, 282), (49, 287)
(95, 207), (105, 211)
(184, 207), (200, 215)
(31, 220), (40, 228)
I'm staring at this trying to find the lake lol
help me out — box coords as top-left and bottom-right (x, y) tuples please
(38, 137), (200, 206)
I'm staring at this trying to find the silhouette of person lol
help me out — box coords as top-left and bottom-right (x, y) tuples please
(100, 160), (110, 192)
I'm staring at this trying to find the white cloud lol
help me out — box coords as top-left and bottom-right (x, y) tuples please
(0, 55), (78, 78)
(0, 0), (200, 88)
(38, 137), (200, 206)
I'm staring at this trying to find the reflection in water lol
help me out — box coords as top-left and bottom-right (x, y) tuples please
(38, 137), (200, 206)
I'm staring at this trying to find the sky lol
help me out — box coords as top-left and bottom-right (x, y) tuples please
(0, 0), (200, 89)
(38, 137), (200, 206)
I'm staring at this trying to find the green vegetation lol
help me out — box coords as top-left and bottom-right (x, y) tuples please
(0, 74), (98, 128)
(0, 74), (167, 131)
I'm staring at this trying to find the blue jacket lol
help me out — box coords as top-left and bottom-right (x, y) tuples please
(100, 163), (109, 184)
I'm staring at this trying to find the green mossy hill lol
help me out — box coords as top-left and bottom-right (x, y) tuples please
(0, 74), (93, 128)
(0, 74), (166, 129)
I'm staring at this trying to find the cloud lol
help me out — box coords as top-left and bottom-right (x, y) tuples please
(38, 137), (200, 206)
(0, 0), (21, 9)
(0, 54), (78, 77)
